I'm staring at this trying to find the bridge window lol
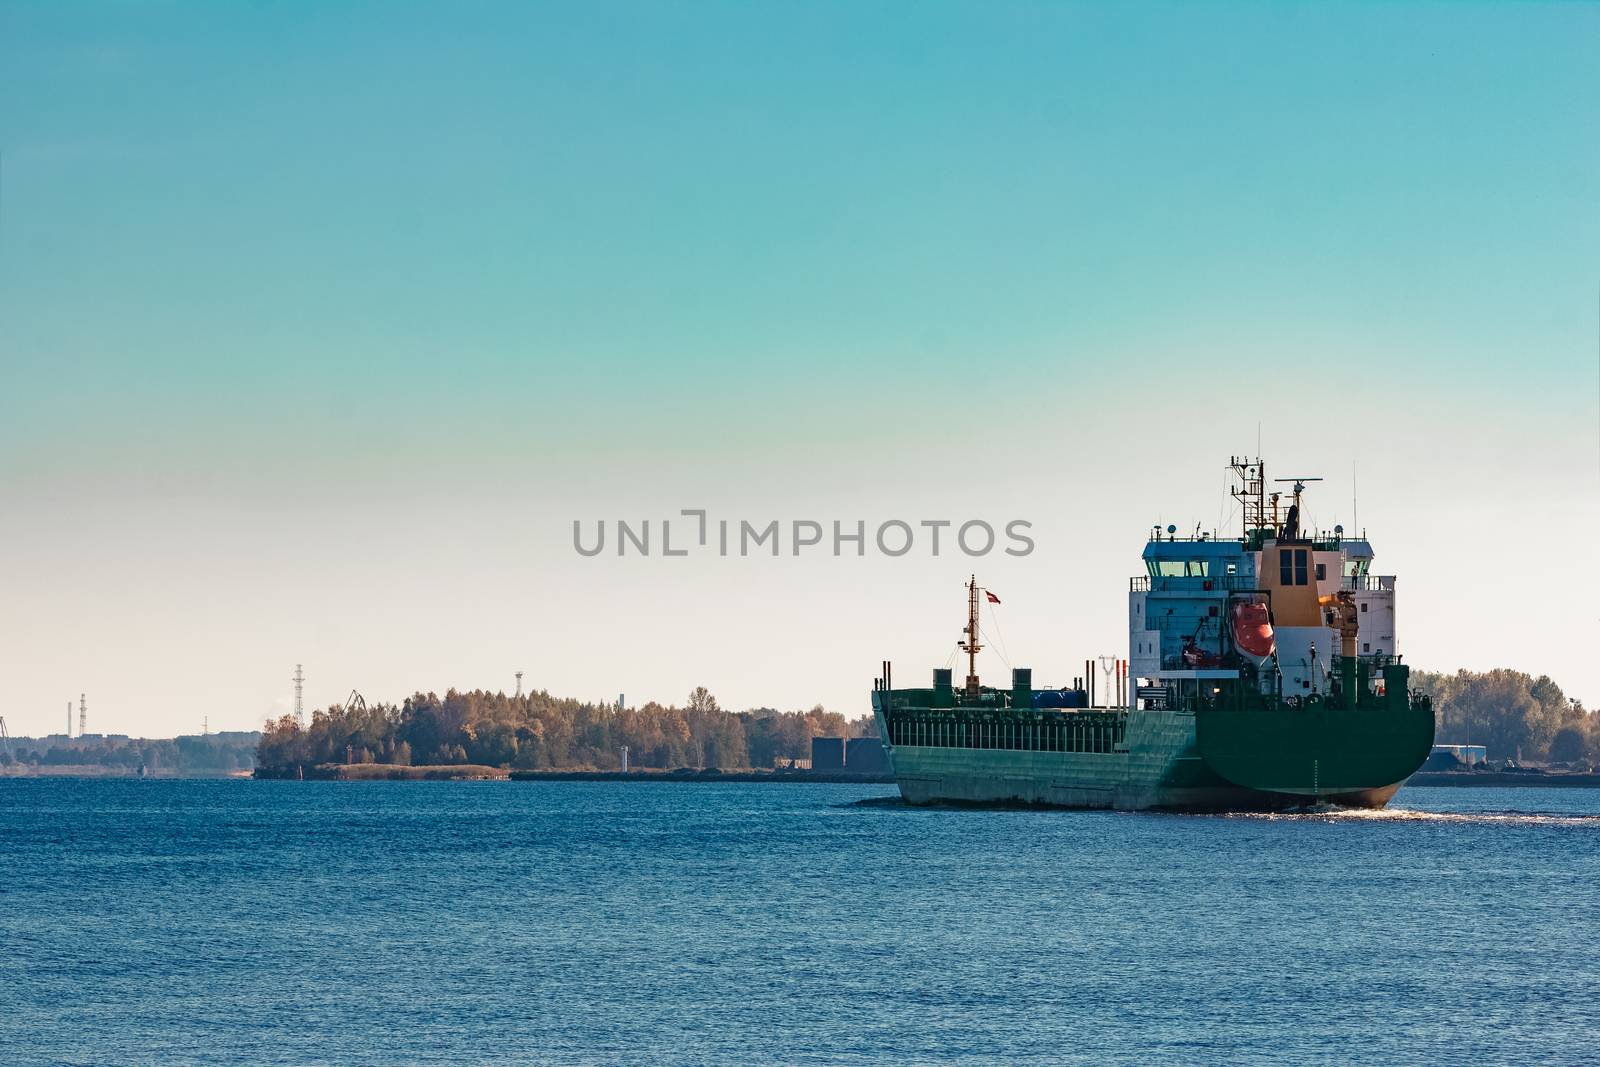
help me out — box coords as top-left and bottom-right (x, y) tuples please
(1280, 548), (1310, 586)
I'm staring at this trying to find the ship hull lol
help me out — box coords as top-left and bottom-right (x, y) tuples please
(876, 706), (1419, 813)
(891, 770), (1400, 811)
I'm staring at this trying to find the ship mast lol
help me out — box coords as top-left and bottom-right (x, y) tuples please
(1229, 456), (1268, 534)
(959, 575), (983, 698)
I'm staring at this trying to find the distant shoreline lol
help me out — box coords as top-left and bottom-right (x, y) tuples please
(508, 769), (896, 784)
(0, 766), (252, 779)
(11, 767), (1595, 789)
(1407, 771), (1600, 788)
(248, 764), (896, 783)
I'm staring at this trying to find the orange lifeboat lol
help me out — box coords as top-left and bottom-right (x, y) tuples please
(1230, 598), (1275, 664)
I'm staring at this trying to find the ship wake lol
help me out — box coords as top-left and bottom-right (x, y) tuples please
(1215, 805), (1600, 828)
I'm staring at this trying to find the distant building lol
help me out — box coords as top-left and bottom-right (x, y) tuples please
(845, 737), (888, 774)
(811, 736), (845, 771)
(1431, 743), (1487, 766)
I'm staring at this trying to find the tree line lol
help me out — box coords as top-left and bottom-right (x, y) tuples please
(1413, 668), (1595, 765)
(253, 667), (1599, 776)
(254, 686), (877, 775)
(2, 732), (259, 774)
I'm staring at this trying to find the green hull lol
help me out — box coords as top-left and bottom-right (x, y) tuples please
(873, 688), (1433, 812)
(1196, 702), (1435, 797)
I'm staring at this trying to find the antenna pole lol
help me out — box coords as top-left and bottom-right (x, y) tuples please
(1353, 461), (1358, 537)
(293, 664), (305, 728)
(1259, 459), (1266, 531)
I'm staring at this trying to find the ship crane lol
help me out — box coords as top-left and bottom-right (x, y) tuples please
(1318, 589), (1362, 699)
(1181, 617), (1223, 669)
(338, 690), (370, 766)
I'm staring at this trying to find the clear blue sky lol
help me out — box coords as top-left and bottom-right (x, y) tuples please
(2, 2), (1596, 736)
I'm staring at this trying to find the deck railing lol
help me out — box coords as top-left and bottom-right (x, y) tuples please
(1131, 573), (1396, 593)
(1129, 574), (1258, 593)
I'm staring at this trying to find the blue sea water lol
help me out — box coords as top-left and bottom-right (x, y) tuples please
(2, 780), (1598, 1066)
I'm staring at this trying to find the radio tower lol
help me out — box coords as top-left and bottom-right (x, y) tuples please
(293, 664), (305, 728)
(78, 694), (86, 737)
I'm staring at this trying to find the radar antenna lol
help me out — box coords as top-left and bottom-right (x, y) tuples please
(1273, 476), (1322, 540)
(1274, 476), (1324, 495)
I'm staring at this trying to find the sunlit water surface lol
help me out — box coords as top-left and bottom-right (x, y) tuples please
(2, 780), (1597, 1065)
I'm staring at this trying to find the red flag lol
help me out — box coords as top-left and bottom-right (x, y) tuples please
(986, 591), (1001, 604)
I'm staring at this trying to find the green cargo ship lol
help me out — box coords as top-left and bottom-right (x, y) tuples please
(871, 458), (1434, 811)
